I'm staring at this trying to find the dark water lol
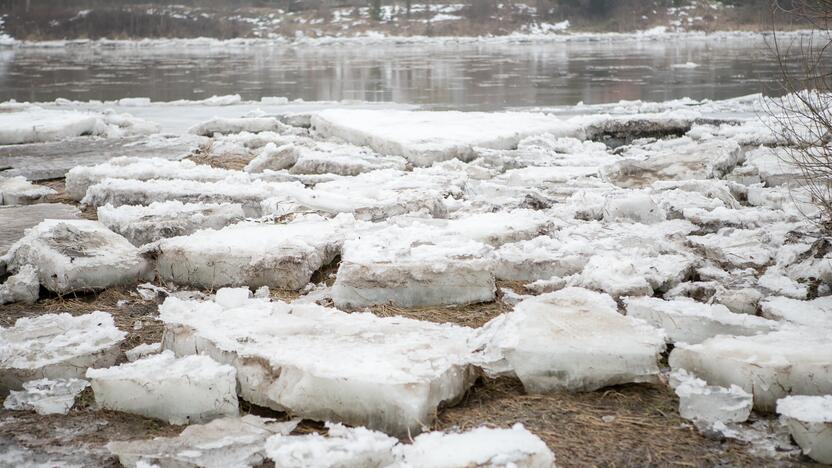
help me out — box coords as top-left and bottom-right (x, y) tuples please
(0, 37), (793, 109)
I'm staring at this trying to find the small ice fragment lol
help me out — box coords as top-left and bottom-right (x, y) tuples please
(3, 378), (89, 415)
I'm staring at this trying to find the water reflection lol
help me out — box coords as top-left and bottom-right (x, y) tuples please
(0, 38), (795, 109)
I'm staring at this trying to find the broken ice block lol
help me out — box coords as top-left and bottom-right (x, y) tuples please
(776, 395), (832, 464)
(1, 219), (150, 294)
(761, 296), (832, 329)
(0, 264), (39, 305)
(86, 351), (239, 425)
(189, 117), (294, 136)
(107, 415), (298, 468)
(0, 176), (56, 205)
(602, 191), (666, 224)
(332, 224), (496, 308)
(159, 294), (477, 436)
(265, 422), (398, 468)
(125, 343), (162, 363)
(477, 287), (666, 392)
(3, 378), (89, 415)
(144, 216), (346, 290)
(670, 369), (752, 426)
(0, 311), (125, 394)
(97, 201), (246, 246)
(393, 423), (556, 468)
(492, 236), (588, 282)
(625, 297), (778, 344)
(244, 142), (299, 173)
(669, 329), (832, 412)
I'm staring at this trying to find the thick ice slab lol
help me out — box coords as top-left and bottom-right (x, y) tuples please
(144, 216), (347, 290)
(265, 422), (398, 468)
(0, 106), (157, 145)
(159, 293), (477, 435)
(0, 203), (80, 256)
(0, 312), (125, 394)
(244, 142), (299, 173)
(477, 287), (666, 392)
(189, 116), (297, 136)
(1, 219), (149, 294)
(3, 378), (89, 415)
(86, 350), (239, 424)
(0, 264), (39, 305)
(0, 176), (55, 205)
(107, 415), (298, 468)
(289, 141), (408, 176)
(312, 109), (581, 166)
(669, 329), (832, 412)
(761, 296), (832, 329)
(98, 201), (245, 246)
(670, 369), (752, 426)
(393, 423), (555, 468)
(777, 395), (832, 464)
(625, 297), (778, 344)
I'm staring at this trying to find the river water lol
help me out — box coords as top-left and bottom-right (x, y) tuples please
(0, 36), (795, 109)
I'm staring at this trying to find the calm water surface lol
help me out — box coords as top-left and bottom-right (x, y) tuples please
(0, 37), (794, 109)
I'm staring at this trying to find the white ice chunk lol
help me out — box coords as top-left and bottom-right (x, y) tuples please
(159, 295), (477, 435)
(477, 287), (665, 392)
(125, 343), (162, 362)
(1, 219), (149, 294)
(265, 422), (398, 468)
(625, 297), (778, 344)
(0, 311), (125, 393)
(602, 191), (666, 224)
(0, 176), (56, 205)
(688, 227), (777, 269)
(244, 143), (300, 173)
(493, 236), (587, 282)
(744, 146), (802, 187)
(761, 296), (832, 328)
(393, 423), (555, 468)
(669, 328), (832, 411)
(214, 287), (252, 309)
(98, 201), (246, 246)
(3, 378), (89, 415)
(777, 395), (832, 464)
(0, 264), (39, 305)
(0, 107), (101, 145)
(86, 350), (239, 425)
(312, 109), (581, 166)
(670, 369), (752, 426)
(107, 415), (298, 468)
(289, 142), (408, 176)
(189, 117), (296, 136)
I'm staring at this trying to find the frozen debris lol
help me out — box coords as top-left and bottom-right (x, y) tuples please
(86, 351), (239, 425)
(244, 142), (300, 173)
(1, 219), (150, 294)
(265, 422), (398, 468)
(669, 328), (832, 412)
(670, 369), (752, 427)
(159, 293), (476, 436)
(761, 296), (832, 328)
(601, 138), (740, 188)
(776, 395), (832, 464)
(0, 176), (56, 205)
(602, 191), (666, 224)
(98, 201), (246, 246)
(0, 311), (125, 394)
(66, 157), (241, 201)
(312, 109), (581, 166)
(3, 378), (89, 415)
(82, 177), (301, 216)
(125, 343), (162, 362)
(144, 216), (346, 290)
(107, 415), (298, 468)
(394, 423), (555, 468)
(476, 287), (665, 392)
(188, 117), (298, 137)
(624, 297), (778, 344)
(332, 224), (496, 308)
(0, 264), (39, 305)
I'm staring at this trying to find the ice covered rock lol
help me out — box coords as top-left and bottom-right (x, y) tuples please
(477, 287), (665, 392)
(312, 109), (581, 166)
(3, 378), (89, 415)
(265, 422), (398, 468)
(144, 216), (346, 290)
(601, 138), (740, 188)
(0, 176), (56, 205)
(670, 369), (753, 426)
(776, 395), (832, 464)
(107, 415), (298, 468)
(86, 350), (239, 425)
(602, 191), (666, 224)
(189, 117), (296, 137)
(0, 311), (125, 394)
(0, 264), (39, 305)
(332, 224), (495, 308)
(1, 219), (150, 294)
(159, 295), (477, 435)
(669, 329), (832, 412)
(244, 142), (300, 173)
(393, 423), (555, 468)
(761, 296), (832, 328)
(624, 297), (778, 344)
(97, 201), (246, 246)
(125, 343), (162, 362)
